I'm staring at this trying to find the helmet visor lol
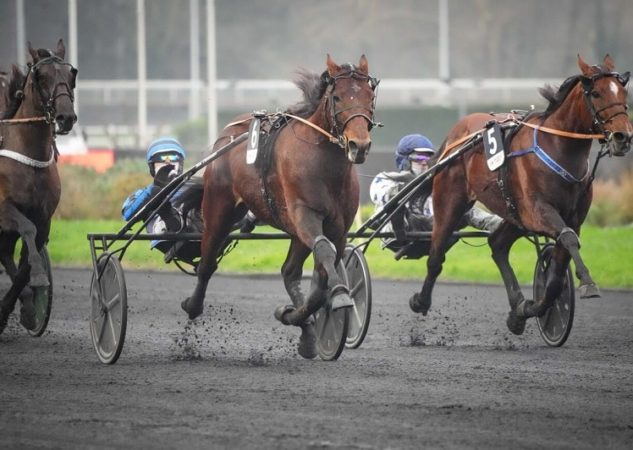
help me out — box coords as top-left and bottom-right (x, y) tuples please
(154, 153), (182, 163)
(409, 153), (431, 162)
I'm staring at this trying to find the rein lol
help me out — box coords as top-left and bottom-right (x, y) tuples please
(516, 120), (605, 140)
(0, 116), (48, 125)
(283, 112), (343, 147)
(223, 113), (346, 148)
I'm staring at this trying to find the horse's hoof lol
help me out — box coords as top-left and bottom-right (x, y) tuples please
(19, 303), (36, 331)
(29, 273), (49, 288)
(298, 323), (317, 359)
(409, 293), (430, 315)
(274, 304), (295, 326)
(506, 311), (526, 335)
(579, 283), (601, 299)
(330, 288), (354, 311)
(181, 297), (203, 320)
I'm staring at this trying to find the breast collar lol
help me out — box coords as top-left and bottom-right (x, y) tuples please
(507, 128), (589, 183)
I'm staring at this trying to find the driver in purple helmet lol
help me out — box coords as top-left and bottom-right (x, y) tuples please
(371, 134), (502, 234)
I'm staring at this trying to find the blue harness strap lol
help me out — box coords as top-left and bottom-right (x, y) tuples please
(507, 128), (588, 183)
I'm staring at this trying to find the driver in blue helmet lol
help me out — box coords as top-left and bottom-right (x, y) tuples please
(122, 137), (193, 255)
(122, 136), (258, 260)
(370, 134), (502, 240)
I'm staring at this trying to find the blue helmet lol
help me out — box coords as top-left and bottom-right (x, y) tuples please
(146, 137), (186, 176)
(395, 134), (434, 170)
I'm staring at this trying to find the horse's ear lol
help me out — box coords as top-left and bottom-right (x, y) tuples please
(577, 54), (592, 76)
(358, 54), (368, 74)
(27, 41), (38, 62)
(603, 54), (615, 71)
(326, 54), (340, 76)
(55, 39), (66, 59)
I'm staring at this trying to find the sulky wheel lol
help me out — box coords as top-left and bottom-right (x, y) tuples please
(342, 244), (372, 349)
(533, 244), (575, 347)
(313, 259), (352, 361)
(90, 253), (127, 364)
(28, 246), (53, 337)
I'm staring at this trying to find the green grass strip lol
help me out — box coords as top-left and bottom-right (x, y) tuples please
(48, 219), (633, 288)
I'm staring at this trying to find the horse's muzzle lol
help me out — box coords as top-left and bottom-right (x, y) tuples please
(55, 113), (77, 135)
(346, 138), (371, 164)
(609, 131), (633, 156)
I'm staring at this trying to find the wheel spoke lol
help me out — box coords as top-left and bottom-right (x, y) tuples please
(105, 293), (121, 312)
(97, 314), (108, 345)
(553, 301), (565, 332)
(316, 312), (327, 341)
(108, 314), (118, 348)
(349, 278), (362, 297)
(352, 304), (363, 328)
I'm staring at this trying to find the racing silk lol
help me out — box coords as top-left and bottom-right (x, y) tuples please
(121, 184), (168, 248)
(122, 184), (154, 221)
(370, 170), (432, 216)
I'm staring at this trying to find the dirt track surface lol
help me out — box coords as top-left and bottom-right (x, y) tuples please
(1, 268), (632, 449)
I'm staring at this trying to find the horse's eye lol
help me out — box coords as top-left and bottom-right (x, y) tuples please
(333, 95), (341, 102)
(591, 90), (600, 99)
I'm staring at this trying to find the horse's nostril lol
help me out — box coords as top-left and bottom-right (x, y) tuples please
(612, 132), (628, 143)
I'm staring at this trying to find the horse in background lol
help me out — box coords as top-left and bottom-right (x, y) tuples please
(182, 55), (379, 358)
(0, 39), (77, 333)
(410, 55), (632, 335)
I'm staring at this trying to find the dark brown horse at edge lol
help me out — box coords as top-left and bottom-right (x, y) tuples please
(182, 55), (379, 358)
(410, 55), (632, 335)
(0, 40), (77, 333)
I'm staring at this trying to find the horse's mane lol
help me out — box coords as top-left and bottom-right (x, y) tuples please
(285, 68), (327, 118)
(1, 65), (26, 119)
(536, 62), (615, 120)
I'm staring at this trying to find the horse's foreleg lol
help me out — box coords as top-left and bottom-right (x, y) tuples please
(488, 223), (529, 334)
(523, 243), (570, 318)
(276, 235), (350, 326)
(0, 256), (32, 333)
(557, 227), (599, 298)
(0, 203), (48, 288)
(280, 238), (317, 359)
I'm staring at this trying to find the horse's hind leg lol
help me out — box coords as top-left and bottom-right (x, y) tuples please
(488, 222), (529, 334)
(181, 202), (236, 320)
(410, 189), (470, 315)
(280, 237), (318, 359)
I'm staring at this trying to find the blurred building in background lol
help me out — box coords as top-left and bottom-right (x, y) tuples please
(1, 0), (631, 189)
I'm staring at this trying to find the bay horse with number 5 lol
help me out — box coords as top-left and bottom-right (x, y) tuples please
(181, 55), (379, 358)
(0, 40), (77, 333)
(410, 55), (632, 335)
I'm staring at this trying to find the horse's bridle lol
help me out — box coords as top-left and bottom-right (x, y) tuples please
(580, 71), (630, 142)
(322, 69), (381, 148)
(22, 54), (77, 133)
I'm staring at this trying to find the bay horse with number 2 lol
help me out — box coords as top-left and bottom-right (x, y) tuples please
(181, 55), (379, 358)
(0, 40), (77, 333)
(410, 55), (632, 335)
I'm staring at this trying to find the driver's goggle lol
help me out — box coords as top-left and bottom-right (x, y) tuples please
(154, 154), (181, 163)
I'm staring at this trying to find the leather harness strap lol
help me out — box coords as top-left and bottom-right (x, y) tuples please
(516, 120), (605, 140)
